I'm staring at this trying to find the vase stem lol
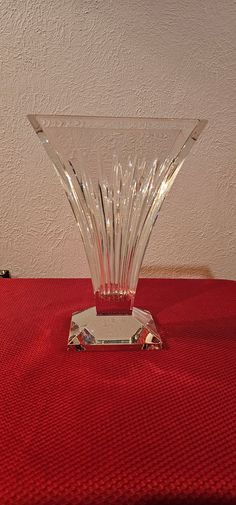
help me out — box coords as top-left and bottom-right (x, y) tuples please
(95, 285), (135, 315)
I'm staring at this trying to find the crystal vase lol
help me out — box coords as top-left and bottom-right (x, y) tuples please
(28, 115), (207, 350)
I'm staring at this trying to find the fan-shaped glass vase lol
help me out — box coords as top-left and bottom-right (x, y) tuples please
(28, 115), (207, 351)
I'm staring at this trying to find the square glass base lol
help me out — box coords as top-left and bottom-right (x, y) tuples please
(68, 307), (162, 351)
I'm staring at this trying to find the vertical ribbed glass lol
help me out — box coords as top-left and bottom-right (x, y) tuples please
(28, 116), (207, 316)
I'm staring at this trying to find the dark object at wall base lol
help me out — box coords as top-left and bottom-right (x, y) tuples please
(0, 270), (11, 278)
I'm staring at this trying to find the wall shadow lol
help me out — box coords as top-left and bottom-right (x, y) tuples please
(140, 264), (214, 279)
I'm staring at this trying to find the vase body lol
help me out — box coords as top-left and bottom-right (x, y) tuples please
(28, 115), (206, 350)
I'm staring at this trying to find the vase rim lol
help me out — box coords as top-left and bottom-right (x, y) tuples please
(27, 113), (207, 123)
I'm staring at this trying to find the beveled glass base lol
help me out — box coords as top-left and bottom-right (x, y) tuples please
(68, 307), (162, 351)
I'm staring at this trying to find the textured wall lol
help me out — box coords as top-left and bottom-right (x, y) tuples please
(0, 0), (235, 279)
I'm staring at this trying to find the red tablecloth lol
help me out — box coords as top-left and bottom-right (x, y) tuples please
(0, 278), (235, 505)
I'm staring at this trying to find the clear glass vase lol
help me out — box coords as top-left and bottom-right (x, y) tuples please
(28, 115), (207, 350)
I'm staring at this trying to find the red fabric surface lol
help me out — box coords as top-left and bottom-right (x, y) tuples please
(0, 278), (235, 505)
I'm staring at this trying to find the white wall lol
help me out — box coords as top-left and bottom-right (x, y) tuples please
(0, 0), (235, 280)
